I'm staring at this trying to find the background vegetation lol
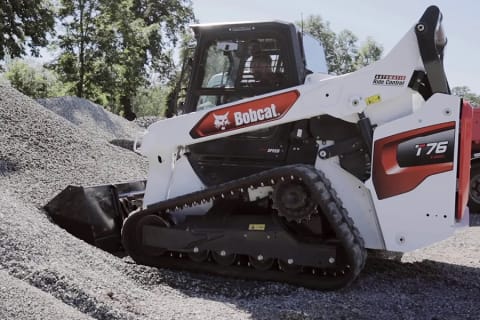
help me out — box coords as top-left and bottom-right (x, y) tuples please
(1, 0), (477, 119)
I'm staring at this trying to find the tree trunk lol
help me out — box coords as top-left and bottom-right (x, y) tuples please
(77, 0), (85, 98)
(120, 95), (136, 121)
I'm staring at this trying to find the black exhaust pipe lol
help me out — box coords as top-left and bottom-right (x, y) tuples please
(45, 181), (146, 253)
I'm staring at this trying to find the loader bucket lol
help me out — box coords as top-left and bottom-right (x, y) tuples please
(45, 181), (146, 253)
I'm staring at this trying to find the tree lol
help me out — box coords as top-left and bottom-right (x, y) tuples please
(52, 0), (194, 119)
(105, 0), (194, 120)
(299, 15), (337, 71)
(5, 59), (68, 98)
(298, 15), (383, 74)
(0, 0), (55, 60)
(132, 84), (171, 117)
(356, 37), (383, 69)
(52, 0), (102, 99)
(333, 30), (358, 74)
(452, 86), (480, 106)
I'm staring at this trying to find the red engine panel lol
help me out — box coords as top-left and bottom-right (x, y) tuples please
(471, 106), (480, 152)
(372, 122), (456, 200)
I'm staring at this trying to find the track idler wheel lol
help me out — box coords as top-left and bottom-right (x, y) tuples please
(137, 215), (169, 256)
(121, 211), (169, 265)
(272, 180), (317, 223)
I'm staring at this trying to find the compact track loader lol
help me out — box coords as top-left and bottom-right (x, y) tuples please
(46, 6), (476, 289)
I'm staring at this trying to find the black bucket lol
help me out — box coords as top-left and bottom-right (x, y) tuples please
(45, 181), (146, 252)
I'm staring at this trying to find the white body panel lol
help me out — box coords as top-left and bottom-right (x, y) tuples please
(365, 94), (468, 252)
(142, 152), (207, 206)
(314, 158), (385, 250)
(137, 23), (469, 253)
(139, 28), (423, 204)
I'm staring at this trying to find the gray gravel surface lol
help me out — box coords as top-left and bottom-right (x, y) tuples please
(36, 96), (142, 142)
(134, 116), (163, 129)
(1, 83), (480, 319)
(0, 268), (93, 320)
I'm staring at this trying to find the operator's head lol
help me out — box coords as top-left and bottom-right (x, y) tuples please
(250, 54), (272, 81)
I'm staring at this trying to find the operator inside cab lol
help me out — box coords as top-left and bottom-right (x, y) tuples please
(250, 53), (283, 88)
(172, 21), (329, 116)
(196, 37), (289, 111)
(247, 39), (285, 89)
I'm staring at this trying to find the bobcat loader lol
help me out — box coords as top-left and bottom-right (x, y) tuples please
(46, 6), (475, 290)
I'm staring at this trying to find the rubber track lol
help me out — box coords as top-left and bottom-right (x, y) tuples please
(121, 164), (367, 290)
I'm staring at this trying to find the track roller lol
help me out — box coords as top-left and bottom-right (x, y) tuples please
(212, 251), (237, 266)
(248, 255), (275, 271)
(188, 248), (209, 262)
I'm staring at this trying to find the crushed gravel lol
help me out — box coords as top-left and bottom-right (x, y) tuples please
(36, 97), (141, 141)
(1, 82), (480, 319)
(134, 116), (163, 129)
(0, 268), (93, 320)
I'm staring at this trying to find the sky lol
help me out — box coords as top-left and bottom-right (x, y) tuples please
(191, 0), (480, 93)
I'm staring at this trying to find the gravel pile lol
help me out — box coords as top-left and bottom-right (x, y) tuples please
(134, 116), (163, 129)
(1, 82), (480, 319)
(37, 97), (143, 151)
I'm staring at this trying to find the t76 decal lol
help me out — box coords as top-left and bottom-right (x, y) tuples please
(190, 90), (299, 138)
(372, 122), (456, 200)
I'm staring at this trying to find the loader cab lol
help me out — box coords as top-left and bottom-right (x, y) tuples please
(170, 21), (329, 185)
(171, 21), (327, 115)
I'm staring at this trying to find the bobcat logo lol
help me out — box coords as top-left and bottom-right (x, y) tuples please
(213, 112), (230, 130)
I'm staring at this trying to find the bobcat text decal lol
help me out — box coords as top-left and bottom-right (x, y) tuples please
(190, 90), (299, 138)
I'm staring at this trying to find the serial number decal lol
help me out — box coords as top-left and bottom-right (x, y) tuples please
(190, 90), (299, 138)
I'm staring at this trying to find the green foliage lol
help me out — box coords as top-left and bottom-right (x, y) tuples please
(356, 37), (383, 69)
(132, 85), (171, 117)
(452, 86), (480, 106)
(298, 15), (383, 74)
(52, 0), (103, 99)
(5, 59), (68, 98)
(333, 30), (358, 74)
(51, 0), (195, 119)
(0, 0), (55, 60)
(300, 15), (337, 70)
